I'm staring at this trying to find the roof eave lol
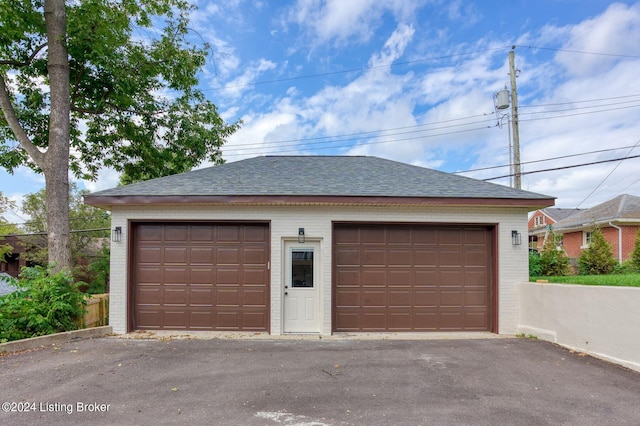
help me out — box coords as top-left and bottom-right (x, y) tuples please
(84, 194), (555, 210)
(553, 217), (640, 232)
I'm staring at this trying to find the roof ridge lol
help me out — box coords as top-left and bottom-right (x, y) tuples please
(616, 193), (640, 216)
(264, 154), (369, 158)
(617, 194), (629, 217)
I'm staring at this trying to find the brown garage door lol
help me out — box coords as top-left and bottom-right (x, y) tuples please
(333, 224), (493, 332)
(133, 223), (269, 331)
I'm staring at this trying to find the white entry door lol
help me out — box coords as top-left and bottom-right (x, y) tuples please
(283, 241), (320, 333)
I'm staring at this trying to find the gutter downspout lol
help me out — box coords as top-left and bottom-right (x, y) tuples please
(609, 222), (623, 263)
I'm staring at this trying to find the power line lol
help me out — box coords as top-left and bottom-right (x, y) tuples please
(482, 153), (640, 181)
(515, 45), (640, 60)
(0, 228), (110, 238)
(221, 99), (640, 156)
(454, 144), (640, 174)
(0, 200), (28, 223)
(223, 119), (495, 154)
(519, 99), (640, 117)
(614, 173), (640, 197)
(224, 125), (493, 158)
(224, 103), (640, 158)
(223, 113), (493, 149)
(213, 43), (640, 156)
(213, 45), (640, 91)
(520, 93), (640, 109)
(224, 100), (640, 157)
(573, 139), (640, 209)
(210, 42), (640, 155)
(210, 46), (510, 91)
(520, 103), (640, 123)
(6, 214), (111, 230)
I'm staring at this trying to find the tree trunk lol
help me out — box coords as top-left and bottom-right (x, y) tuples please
(44, 0), (72, 273)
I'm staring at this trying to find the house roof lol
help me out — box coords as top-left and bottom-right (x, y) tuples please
(85, 156), (555, 208)
(529, 208), (580, 235)
(539, 208), (581, 223)
(552, 194), (640, 231)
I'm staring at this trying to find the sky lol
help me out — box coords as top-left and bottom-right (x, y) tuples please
(2, 0), (640, 224)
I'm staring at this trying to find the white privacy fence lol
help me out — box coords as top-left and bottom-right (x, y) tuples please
(518, 282), (640, 373)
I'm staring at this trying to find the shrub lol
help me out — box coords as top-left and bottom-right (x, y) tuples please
(529, 251), (542, 277)
(0, 266), (86, 343)
(613, 259), (638, 274)
(539, 230), (570, 276)
(86, 244), (110, 294)
(578, 226), (617, 275)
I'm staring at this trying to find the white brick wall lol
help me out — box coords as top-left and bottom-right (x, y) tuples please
(109, 204), (530, 335)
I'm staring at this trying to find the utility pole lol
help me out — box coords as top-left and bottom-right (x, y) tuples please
(508, 47), (522, 189)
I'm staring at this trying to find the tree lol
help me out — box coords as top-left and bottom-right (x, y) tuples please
(0, 0), (240, 272)
(539, 230), (570, 276)
(578, 226), (617, 275)
(632, 228), (640, 272)
(528, 251), (542, 277)
(21, 184), (110, 281)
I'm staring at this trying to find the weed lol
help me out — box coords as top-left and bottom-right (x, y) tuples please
(516, 333), (538, 340)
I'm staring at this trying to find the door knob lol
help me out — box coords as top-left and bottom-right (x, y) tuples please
(284, 292), (288, 296)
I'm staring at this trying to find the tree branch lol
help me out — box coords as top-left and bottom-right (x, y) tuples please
(71, 105), (105, 115)
(0, 74), (46, 167)
(70, 63), (85, 108)
(71, 99), (166, 117)
(0, 43), (48, 67)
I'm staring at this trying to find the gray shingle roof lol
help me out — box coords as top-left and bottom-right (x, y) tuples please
(87, 155), (553, 201)
(553, 194), (640, 230)
(541, 208), (581, 222)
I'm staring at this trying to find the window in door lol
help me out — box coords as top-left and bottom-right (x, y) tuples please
(291, 250), (314, 288)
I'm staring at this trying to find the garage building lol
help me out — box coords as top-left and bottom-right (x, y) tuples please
(85, 156), (554, 335)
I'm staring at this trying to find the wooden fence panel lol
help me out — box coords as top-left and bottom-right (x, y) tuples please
(83, 294), (109, 328)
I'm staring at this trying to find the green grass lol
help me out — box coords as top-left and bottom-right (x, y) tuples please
(530, 274), (640, 287)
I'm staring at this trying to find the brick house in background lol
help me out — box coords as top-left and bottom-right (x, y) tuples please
(529, 194), (640, 264)
(0, 235), (28, 277)
(528, 207), (581, 251)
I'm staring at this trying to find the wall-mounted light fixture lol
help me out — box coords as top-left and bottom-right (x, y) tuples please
(112, 226), (122, 243)
(511, 230), (522, 246)
(298, 228), (305, 243)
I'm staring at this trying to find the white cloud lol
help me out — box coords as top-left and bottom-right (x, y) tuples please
(446, 0), (481, 25)
(222, 23), (423, 163)
(189, 2), (245, 83)
(284, 0), (426, 47)
(221, 59), (277, 99)
(81, 168), (120, 193)
(286, 0), (380, 45)
(369, 23), (415, 67)
(222, 102), (309, 162)
(555, 2), (640, 76)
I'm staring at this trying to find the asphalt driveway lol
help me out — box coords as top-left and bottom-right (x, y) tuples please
(1, 336), (639, 425)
